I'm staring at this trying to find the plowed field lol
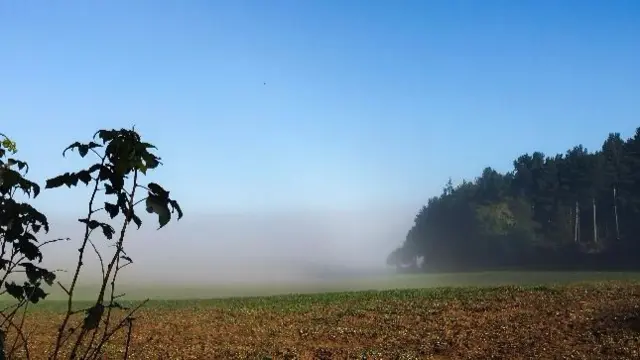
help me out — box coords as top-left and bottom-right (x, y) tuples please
(8, 282), (640, 359)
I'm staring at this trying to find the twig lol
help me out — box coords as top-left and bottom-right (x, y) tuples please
(57, 282), (70, 296)
(7, 285), (38, 358)
(88, 238), (105, 280)
(123, 319), (134, 360)
(92, 170), (139, 358)
(86, 299), (148, 359)
(51, 156), (106, 360)
(37, 237), (71, 249)
(0, 310), (30, 360)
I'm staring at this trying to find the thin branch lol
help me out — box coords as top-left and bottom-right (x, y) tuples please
(90, 171), (141, 359)
(123, 319), (134, 360)
(135, 185), (150, 192)
(88, 238), (105, 280)
(0, 309), (30, 360)
(131, 197), (147, 208)
(57, 281), (70, 296)
(0, 298), (27, 328)
(37, 237), (70, 249)
(8, 285), (38, 358)
(90, 148), (102, 158)
(86, 299), (148, 359)
(51, 155), (107, 360)
(81, 328), (100, 360)
(0, 300), (22, 314)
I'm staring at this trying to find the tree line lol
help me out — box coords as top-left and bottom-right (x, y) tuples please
(387, 127), (640, 272)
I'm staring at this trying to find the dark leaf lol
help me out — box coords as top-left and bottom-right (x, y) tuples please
(19, 177), (41, 197)
(45, 174), (67, 189)
(109, 172), (125, 191)
(78, 218), (101, 230)
(169, 199), (183, 220)
(15, 240), (42, 262)
(43, 269), (56, 286)
(116, 192), (128, 209)
(63, 141), (102, 157)
(5, 282), (23, 300)
(45, 172), (79, 189)
(0, 168), (21, 191)
(21, 231), (37, 243)
(94, 129), (117, 144)
(88, 163), (102, 174)
(136, 159), (148, 175)
(0, 168), (40, 197)
(104, 202), (119, 219)
(100, 223), (115, 240)
(78, 144), (89, 157)
(139, 142), (157, 150)
(76, 170), (92, 185)
(62, 142), (82, 157)
(20, 263), (55, 285)
(21, 263), (38, 283)
(98, 166), (112, 181)
(146, 195), (171, 229)
(25, 285), (47, 304)
(6, 158), (29, 172)
(113, 159), (129, 176)
(140, 150), (161, 172)
(147, 182), (169, 199)
(130, 213), (142, 229)
(83, 304), (105, 330)
(104, 183), (116, 195)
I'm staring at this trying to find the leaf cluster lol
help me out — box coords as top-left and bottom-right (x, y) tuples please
(45, 129), (182, 230)
(0, 127), (184, 360)
(0, 138), (54, 304)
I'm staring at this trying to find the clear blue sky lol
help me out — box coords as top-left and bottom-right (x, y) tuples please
(2, 0), (639, 214)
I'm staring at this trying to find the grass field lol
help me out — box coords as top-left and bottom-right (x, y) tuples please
(21, 270), (640, 301)
(4, 272), (640, 359)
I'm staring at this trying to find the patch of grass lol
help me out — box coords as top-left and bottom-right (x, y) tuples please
(10, 270), (640, 302)
(8, 282), (583, 313)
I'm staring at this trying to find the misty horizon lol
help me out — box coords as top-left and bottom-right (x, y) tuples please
(38, 206), (415, 286)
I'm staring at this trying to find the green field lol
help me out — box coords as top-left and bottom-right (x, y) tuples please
(63, 270), (640, 300)
(7, 270), (640, 310)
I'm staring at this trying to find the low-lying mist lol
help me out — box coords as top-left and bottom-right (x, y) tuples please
(39, 207), (415, 287)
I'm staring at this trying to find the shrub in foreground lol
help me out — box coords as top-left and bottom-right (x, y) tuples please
(0, 128), (182, 359)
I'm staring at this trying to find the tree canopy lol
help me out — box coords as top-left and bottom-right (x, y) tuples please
(388, 128), (640, 272)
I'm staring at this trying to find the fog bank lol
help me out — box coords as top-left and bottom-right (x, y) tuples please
(39, 207), (415, 286)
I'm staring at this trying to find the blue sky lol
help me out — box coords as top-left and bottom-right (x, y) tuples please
(1, 0), (639, 215)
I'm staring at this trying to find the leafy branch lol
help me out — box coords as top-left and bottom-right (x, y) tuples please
(45, 128), (182, 359)
(0, 128), (183, 360)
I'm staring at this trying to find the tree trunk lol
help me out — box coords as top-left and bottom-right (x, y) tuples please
(569, 206), (573, 240)
(592, 197), (598, 243)
(574, 201), (580, 243)
(613, 186), (620, 240)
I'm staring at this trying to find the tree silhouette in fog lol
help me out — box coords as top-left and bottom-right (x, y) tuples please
(389, 128), (640, 272)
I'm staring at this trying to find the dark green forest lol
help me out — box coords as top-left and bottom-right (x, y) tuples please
(387, 128), (640, 272)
